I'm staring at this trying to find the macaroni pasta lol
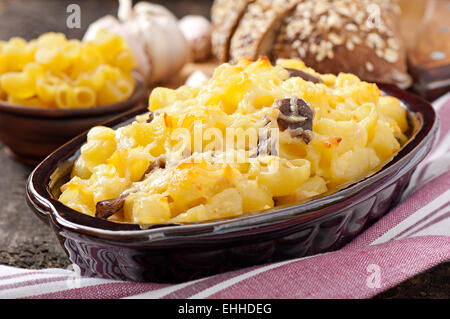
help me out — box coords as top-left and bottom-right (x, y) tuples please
(59, 58), (409, 224)
(0, 30), (136, 109)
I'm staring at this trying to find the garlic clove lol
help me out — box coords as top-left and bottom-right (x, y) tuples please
(133, 2), (178, 21)
(185, 70), (210, 87)
(179, 15), (212, 62)
(119, 20), (152, 82)
(133, 3), (189, 84)
(83, 15), (119, 42)
(138, 17), (171, 84)
(118, 0), (133, 21)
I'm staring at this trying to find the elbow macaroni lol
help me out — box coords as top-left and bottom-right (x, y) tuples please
(0, 30), (136, 109)
(59, 58), (410, 225)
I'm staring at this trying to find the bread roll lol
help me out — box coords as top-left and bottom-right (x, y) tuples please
(211, 0), (411, 88)
(273, 0), (411, 88)
(211, 0), (253, 62)
(229, 0), (301, 61)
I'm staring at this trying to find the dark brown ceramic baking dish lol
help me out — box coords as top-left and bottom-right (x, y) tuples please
(0, 75), (147, 166)
(26, 84), (438, 283)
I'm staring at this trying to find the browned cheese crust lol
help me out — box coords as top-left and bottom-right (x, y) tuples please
(211, 0), (254, 62)
(273, 0), (411, 88)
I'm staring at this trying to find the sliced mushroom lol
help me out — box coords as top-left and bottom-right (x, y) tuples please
(144, 155), (166, 175)
(284, 67), (323, 84)
(146, 111), (155, 123)
(275, 96), (314, 144)
(94, 156), (167, 219)
(95, 193), (128, 219)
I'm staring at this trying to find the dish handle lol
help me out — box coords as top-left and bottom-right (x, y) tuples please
(26, 171), (52, 227)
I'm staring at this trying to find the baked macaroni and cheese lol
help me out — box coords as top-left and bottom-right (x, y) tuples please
(59, 58), (409, 224)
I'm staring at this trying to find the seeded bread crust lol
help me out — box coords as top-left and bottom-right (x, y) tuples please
(211, 0), (253, 62)
(273, 0), (411, 88)
(229, 0), (301, 62)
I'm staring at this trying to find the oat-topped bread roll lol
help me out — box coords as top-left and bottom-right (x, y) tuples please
(211, 0), (411, 88)
(273, 0), (411, 88)
(211, 0), (254, 62)
(229, 0), (301, 62)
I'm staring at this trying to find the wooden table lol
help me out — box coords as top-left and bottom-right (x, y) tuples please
(0, 0), (448, 299)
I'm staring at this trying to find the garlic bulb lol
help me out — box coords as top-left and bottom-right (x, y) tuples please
(131, 2), (189, 84)
(83, 0), (189, 85)
(179, 15), (212, 62)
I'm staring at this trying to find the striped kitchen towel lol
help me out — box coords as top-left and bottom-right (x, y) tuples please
(1, 93), (449, 299)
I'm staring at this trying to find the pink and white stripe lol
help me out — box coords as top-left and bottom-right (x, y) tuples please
(1, 94), (449, 299)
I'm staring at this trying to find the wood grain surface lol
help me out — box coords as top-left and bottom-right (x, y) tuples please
(0, 0), (447, 298)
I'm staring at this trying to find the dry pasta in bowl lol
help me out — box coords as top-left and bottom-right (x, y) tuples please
(0, 30), (136, 109)
(58, 57), (410, 225)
